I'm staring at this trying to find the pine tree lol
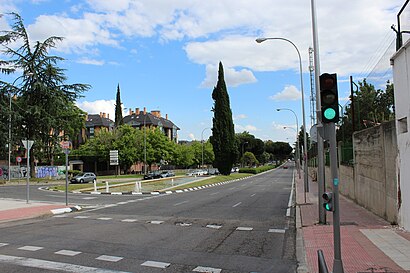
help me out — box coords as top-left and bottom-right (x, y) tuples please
(115, 84), (123, 128)
(210, 62), (238, 175)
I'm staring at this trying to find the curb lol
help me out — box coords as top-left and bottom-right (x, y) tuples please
(51, 205), (82, 215)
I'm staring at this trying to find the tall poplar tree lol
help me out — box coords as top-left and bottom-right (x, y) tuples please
(114, 83), (123, 128)
(210, 62), (238, 175)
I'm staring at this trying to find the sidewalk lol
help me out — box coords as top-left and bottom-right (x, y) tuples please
(296, 171), (410, 273)
(0, 198), (77, 223)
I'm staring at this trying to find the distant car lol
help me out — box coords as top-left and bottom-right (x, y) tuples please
(160, 171), (175, 178)
(231, 167), (239, 173)
(70, 172), (96, 184)
(186, 169), (205, 176)
(207, 168), (220, 175)
(282, 165), (288, 169)
(143, 171), (162, 180)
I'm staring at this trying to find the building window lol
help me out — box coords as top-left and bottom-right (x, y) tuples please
(89, 127), (95, 138)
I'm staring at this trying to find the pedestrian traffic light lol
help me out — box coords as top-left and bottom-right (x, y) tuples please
(319, 73), (339, 123)
(322, 192), (334, 212)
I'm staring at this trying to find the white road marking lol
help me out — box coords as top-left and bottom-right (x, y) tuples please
(121, 219), (138, 222)
(0, 254), (131, 273)
(250, 193), (256, 197)
(206, 224), (222, 229)
(18, 246), (43, 251)
(268, 228), (286, 234)
(0, 243), (9, 247)
(193, 266), (222, 273)
(173, 200), (189, 206)
(116, 202), (128, 205)
(141, 260), (170, 269)
(82, 197), (97, 200)
(55, 250), (82, 256)
(232, 202), (242, 208)
(149, 221), (164, 224)
(236, 227), (253, 231)
(176, 222), (192, 227)
(286, 172), (295, 217)
(96, 255), (123, 262)
(97, 217), (112, 221)
(210, 192), (219, 195)
(74, 216), (90, 219)
(53, 215), (67, 218)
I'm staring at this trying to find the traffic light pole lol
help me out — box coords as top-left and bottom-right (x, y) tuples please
(327, 122), (344, 273)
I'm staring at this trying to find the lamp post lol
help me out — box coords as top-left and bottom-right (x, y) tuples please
(284, 126), (301, 175)
(201, 128), (211, 168)
(257, 37), (309, 195)
(277, 108), (300, 177)
(241, 141), (248, 167)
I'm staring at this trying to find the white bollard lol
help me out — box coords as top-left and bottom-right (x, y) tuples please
(93, 180), (97, 192)
(135, 181), (140, 193)
(105, 181), (109, 193)
(172, 178), (174, 187)
(139, 181), (142, 192)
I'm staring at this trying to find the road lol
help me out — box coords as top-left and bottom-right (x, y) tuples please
(0, 164), (297, 273)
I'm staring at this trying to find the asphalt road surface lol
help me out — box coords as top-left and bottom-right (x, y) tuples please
(0, 164), (297, 273)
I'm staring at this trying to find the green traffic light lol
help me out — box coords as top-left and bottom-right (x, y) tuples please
(323, 108), (336, 120)
(325, 204), (332, 211)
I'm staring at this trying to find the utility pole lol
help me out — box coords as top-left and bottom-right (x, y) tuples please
(310, 0), (326, 225)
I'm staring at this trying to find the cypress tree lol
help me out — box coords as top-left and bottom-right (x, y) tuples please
(115, 84), (124, 128)
(210, 62), (238, 175)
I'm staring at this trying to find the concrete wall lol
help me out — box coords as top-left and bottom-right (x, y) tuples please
(391, 38), (410, 230)
(353, 121), (398, 224)
(320, 121), (398, 224)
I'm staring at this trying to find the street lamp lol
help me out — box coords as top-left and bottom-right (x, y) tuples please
(278, 108), (300, 178)
(284, 126), (301, 175)
(201, 127), (211, 168)
(257, 37), (309, 195)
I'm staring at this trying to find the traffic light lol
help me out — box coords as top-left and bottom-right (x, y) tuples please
(322, 192), (334, 212)
(319, 73), (339, 123)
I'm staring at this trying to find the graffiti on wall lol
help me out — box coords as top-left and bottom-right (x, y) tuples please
(1, 165), (67, 180)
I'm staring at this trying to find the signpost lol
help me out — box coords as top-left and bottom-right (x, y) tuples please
(22, 140), (34, 204)
(61, 141), (71, 206)
(110, 150), (119, 176)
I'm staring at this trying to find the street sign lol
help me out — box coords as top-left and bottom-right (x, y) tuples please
(22, 140), (34, 150)
(61, 141), (71, 149)
(110, 150), (119, 166)
(16, 156), (22, 163)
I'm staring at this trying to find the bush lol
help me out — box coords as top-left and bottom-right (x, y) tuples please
(239, 165), (275, 174)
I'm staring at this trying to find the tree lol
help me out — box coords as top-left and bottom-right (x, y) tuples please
(112, 125), (142, 172)
(336, 80), (394, 143)
(114, 84), (123, 128)
(0, 13), (90, 169)
(242, 151), (259, 167)
(210, 62), (238, 175)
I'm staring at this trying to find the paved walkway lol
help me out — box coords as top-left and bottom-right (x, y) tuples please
(296, 171), (410, 273)
(0, 198), (72, 223)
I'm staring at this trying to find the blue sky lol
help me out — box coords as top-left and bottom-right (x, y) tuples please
(0, 0), (403, 142)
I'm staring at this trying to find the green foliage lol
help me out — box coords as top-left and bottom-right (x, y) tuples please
(210, 62), (238, 175)
(114, 84), (123, 128)
(337, 80), (395, 143)
(0, 13), (90, 166)
(242, 151), (259, 167)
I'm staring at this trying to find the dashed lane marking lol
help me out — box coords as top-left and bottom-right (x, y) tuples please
(97, 217), (113, 221)
(149, 220), (164, 224)
(268, 228), (286, 234)
(121, 219), (138, 222)
(55, 250), (82, 256)
(236, 227), (253, 231)
(96, 255), (123, 262)
(250, 193), (256, 197)
(193, 266), (222, 273)
(173, 201), (189, 206)
(18, 246), (44, 251)
(141, 260), (170, 269)
(0, 243), (9, 247)
(232, 202), (242, 208)
(74, 216), (90, 219)
(0, 254), (132, 273)
(206, 224), (222, 229)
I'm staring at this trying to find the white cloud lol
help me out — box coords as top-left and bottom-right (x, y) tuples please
(235, 124), (258, 132)
(76, 100), (116, 120)
(188, 133), (196, 141)
(77, 58), (105, 66)
(200, 64), (256, 88)
(234, 114), (247, 120)
(270, 85), (301, 101)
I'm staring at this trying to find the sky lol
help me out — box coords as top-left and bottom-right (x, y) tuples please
(0, 0), (406, 143)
